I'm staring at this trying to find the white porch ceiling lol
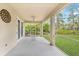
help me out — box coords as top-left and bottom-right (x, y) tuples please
(9, 3), (67, 22)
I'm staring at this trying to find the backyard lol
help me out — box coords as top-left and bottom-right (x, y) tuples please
(43, 34), (79, 56)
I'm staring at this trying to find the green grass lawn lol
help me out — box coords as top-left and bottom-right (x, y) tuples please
(43, 34), (79, 56)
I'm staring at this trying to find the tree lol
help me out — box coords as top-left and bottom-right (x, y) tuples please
(43, 23), (49, 34)
(68, 9), (76, 30)
(57, 13), (65, 29)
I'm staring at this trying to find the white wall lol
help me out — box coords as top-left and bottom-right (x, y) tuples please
(0, 4), (19, 55)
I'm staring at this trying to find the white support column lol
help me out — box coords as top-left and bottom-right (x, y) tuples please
(23, 22), (25, 37)
(50, 16), (56, 46)
(35, 24), (36, 37)
(40, 22), (43, 37)
(30, 23), (31, 36)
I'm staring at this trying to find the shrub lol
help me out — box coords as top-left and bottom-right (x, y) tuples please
(57, 29), (76, 34)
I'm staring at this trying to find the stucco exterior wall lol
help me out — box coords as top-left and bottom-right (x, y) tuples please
(0, 4), (18, 55)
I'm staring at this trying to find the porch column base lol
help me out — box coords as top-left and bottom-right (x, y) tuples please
(49, 43), (54, 46)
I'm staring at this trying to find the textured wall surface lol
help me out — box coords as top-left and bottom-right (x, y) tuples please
(0, 4), (17, 55)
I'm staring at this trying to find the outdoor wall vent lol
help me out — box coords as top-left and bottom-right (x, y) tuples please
(5, 43), (7, 47)
(0, 9), (11, 23)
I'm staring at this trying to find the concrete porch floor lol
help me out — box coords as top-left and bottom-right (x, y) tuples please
(5, 37), (66, 56)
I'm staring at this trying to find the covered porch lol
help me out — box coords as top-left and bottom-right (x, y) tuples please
(0, 3), (68, 56)
(6, 37), (66, 56)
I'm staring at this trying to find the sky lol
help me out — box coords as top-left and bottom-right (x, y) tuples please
(25, 3), (79, 24)
(44, 3), (79, 24)
(60, 3), (79, 23)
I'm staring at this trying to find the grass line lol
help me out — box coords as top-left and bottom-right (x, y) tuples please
(56, 35), (79, 56)
(43, 34), (79, 56)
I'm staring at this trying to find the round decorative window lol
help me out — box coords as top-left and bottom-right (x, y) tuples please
(0, 9), (11, 23)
